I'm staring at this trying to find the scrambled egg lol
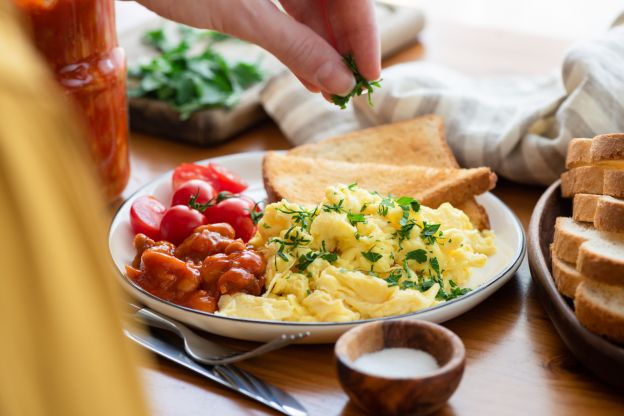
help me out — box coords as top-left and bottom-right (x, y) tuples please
(217, 185), (496, 322)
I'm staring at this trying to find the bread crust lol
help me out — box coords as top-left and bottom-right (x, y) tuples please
(551, 245), (584, 298)
(566, 134), (624, 169)
(552, 217), (595, 264)
(572, 194), (599, 223)
(575, 281), (624, 343)
(263, 152), (496, 210)
(561, 167), (624, 198)
(594, 196), (624, 233)
(577, 240), (624, 286)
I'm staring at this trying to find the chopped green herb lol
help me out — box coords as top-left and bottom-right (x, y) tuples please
(430, 257), (441, 279)
(395, 220), (417, 246)
(347, 212), (367, 226)
(330, 54), (382, 109)
(377, 196), (395, 216)
(277, 250), (289, 262)
(276, 206), (318, 230)
(385, 269), (402, 287)
(421, 279), (436, 291)
(437, 280), (471, 301)
(322, 199), (344, 213)
(395, 196), (421, 213)
(348, 183), (358, 190)
(361, 249), (383, 263)
(406, 249), (428, 264)
(421, 222), (441, 245)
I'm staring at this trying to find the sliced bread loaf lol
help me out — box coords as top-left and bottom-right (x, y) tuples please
(575, 280), (624, 343)
(552, 217), (600, 264)
(560, 166), (624, 198)
(573, 194), (624, 233)
(566, 134), (624, 169)
(552, 217), (624, 286)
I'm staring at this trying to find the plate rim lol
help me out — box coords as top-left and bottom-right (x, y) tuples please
(109, 151), (526, 327)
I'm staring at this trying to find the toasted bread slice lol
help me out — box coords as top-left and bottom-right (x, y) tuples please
(551, 245), (584, 298)
(560, 166), (624, 198)
(573, 194), (624, 233)
(288, 116), (490, 229)
(289, 115), (456, 167)
(552, 217), (624, 286)
(263, 153), (496, 210)
(566, 134), (624, 169)
(575, 280), (624, 343)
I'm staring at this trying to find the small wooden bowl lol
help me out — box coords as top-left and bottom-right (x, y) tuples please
(335, 320), (465, 416)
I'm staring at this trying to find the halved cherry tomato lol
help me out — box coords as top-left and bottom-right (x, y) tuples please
(171, 163), (248, 194)
(171, 179), (217, 208)
(172, 163), (218, 191)
(159, 205), (207, 245)
(130, 196), (166, 240)
(205, 163), (248, 193)
(204, 197), (258, 242)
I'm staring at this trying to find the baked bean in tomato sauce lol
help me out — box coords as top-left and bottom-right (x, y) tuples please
(126, 223), (266, 313)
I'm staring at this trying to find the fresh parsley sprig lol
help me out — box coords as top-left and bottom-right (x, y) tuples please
(331, 54), (381, 109)
(128, 25), (263, 120)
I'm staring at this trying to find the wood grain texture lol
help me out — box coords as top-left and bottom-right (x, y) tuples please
(335, 321), (464, 416)
(117, 16), (624, 416)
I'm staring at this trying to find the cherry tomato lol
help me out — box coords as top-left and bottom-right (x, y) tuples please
(130, 196), (166, 240)
(171, 179), (217, 208)
(205, 164), (248, 193)
(204, 197), (258, 242)
(172, 163), (218, 191)
(159, 205), (207, 245)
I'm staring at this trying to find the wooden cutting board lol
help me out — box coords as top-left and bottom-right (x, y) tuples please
(119, 3), (425, 146)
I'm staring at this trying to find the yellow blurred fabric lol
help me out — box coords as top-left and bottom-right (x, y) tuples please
(0, 1), (149, 415)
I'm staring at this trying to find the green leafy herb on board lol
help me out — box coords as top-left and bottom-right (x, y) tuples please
(331, 54), (382, 109)
(128, 25), (263, 120)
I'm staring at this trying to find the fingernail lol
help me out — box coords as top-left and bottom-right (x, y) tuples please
(315, 60), (356, 96)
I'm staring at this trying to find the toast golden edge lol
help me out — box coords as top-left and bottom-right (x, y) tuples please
(263, 153), (496, 222)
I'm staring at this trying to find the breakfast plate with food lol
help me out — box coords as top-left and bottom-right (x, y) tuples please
(109, 116), (525, 343)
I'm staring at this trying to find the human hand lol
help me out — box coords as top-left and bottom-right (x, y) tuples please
(135, 0), (381, 97)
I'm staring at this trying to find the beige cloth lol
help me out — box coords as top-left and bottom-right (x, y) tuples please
(261, 13), (624, 185)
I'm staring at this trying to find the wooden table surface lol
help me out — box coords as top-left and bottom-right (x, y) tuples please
(123, 17), (624, 416)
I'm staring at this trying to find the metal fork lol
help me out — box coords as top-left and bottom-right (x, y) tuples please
(128, 303), (309, 365)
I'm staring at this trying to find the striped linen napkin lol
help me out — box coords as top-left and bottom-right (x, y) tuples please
(261, 14), (624, 186)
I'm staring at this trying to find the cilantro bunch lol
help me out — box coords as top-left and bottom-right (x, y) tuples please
(330, 54), (382, 109)
(128, 26), (264, 120)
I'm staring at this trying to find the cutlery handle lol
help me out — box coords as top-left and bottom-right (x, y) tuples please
(123, 326), (307, 416)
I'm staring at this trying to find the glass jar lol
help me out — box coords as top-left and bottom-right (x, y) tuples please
(14, 0), (130, 200)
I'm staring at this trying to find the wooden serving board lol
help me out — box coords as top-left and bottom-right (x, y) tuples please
(527, 180), (624, 390)
(119, 3), (425, 146)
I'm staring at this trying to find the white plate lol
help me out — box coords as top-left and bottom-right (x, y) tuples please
(109, 151), (526, 343)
